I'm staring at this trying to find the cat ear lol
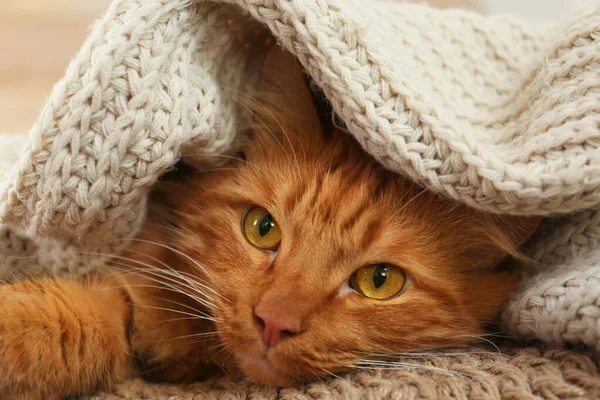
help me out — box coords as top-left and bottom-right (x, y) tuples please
(463, 214), (542, 286)
(495, 215), (543, 256)
(253, 45), (323, 139)
(462, 214), (542, 322)
(452, 212), (542, 275)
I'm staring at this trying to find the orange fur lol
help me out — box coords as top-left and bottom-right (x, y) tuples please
(0, 46), (541, 397)
(0, 277), (132, 399)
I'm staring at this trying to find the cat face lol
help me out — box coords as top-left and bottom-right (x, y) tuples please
(157, 46), (540, 386)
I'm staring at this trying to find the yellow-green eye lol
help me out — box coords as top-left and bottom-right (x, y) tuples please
(350, 264), (406, 300)
(242, 207), (282, 250)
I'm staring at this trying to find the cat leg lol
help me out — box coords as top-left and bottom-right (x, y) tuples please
(0, 277), (134, 399)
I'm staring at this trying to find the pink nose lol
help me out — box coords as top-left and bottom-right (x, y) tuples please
(254, 306), (302, 348)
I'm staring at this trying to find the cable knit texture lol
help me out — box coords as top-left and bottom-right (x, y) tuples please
(1, 0), (600, 397)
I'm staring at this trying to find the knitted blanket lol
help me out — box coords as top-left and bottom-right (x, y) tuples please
(1, 0), (600, 398)
(86, 344), (600, 399)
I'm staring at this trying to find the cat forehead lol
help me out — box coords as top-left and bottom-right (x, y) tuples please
(241, 160), (419, 253)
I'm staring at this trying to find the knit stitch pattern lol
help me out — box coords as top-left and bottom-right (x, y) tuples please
(0, 0), (600, 397)
(86, 344), (600, 399)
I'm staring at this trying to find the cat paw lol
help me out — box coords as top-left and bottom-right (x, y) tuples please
(0, 279), (132, 398)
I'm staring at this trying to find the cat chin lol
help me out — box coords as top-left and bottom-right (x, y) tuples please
(238, 354), (300, 387)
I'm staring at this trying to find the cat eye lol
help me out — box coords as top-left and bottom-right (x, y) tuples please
(242, 207), (282, 251)
(350, 264), (406, 300)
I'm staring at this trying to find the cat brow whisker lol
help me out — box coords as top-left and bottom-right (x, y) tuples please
(227, 87), (303, 177)
(244, 100), (302, 176)
(391, 187), (429, 220)
(230, 96), (297, 176)
(192, 167), (240, 174)
(182, 153), (251, 166)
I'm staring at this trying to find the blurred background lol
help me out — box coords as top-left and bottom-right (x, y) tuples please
(0, 0), (591, 133)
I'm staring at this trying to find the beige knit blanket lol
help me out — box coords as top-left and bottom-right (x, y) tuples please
(1, 0), (600, 397)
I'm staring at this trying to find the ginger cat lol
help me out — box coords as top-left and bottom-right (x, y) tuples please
(0, 46), (541, 399)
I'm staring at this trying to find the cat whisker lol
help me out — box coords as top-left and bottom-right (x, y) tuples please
(159, 316), (216, 324)
(107, 239), (230, 303)
(351, 360), (468, 378)
(190, 167), (240, 174)
(159, 331), (221, 343)
(6, 245), (218, 311)
(111, 263), (220, 313)
(113, 282), (217, 322)
(134, 357), (177, 378)
(105, 262), (219, 315)
(104, 257), (215, 304)
(57, 247), (219, 305)
(145, 292), (218, 323)
(125, 302), (209, 320)
(453, 334), (503, 354)
(88, 249), (221, 311)
(240, 97), (302, 177)
(189, 337), (223, 346)
(230, 96), (298, 177)
(120, 247), (222, 307)
(476, 331), (514, 339)
(355, 349), (493, 358)
(101, 281), (214, 318)
(182, 153), (250, 166)
(391, 187), (429, 220)
(319, 367), (349, 383)
(202, 341), (229, 356)
(307, 367), (326, 385)
(226, 87), (303, 177)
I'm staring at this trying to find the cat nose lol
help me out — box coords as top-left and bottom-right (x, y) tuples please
(254, 306), (302, 348)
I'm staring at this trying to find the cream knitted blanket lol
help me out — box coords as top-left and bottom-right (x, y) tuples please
(1, 0), (600, 396)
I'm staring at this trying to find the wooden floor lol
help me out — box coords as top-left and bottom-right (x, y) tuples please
(0, 0), (478, 134)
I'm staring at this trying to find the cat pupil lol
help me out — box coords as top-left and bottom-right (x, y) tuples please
(373, 265), (388, 288)
(259, 215), (274, 237)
